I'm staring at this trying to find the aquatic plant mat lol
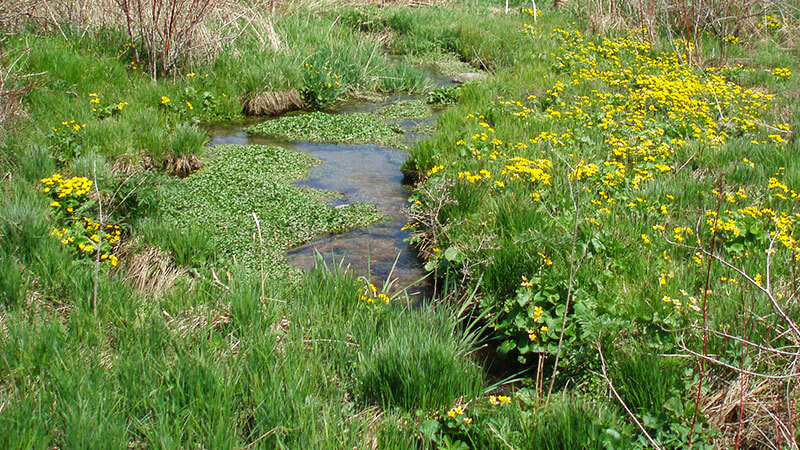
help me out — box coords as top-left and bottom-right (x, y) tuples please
(376, 99), (432, 120)
(159, 144), (380, 278)
(247, 111), (403, 146)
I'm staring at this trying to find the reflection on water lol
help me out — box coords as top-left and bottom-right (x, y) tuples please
(206, 99), (439, 299)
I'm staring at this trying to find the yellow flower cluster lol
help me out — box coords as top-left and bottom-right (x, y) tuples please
(756, 14), (789, 29)
(41, 174), (122, 267)
(359, 279), (390, 304)
(52, 120), (86, 133)
(772, 67), (792, 78)
(722, 35), (740, 44)
(488, 395), (511, 406)
(521, 8), (541, 17)
(40, 174), (93, 200)
(427, 164), (445, 176)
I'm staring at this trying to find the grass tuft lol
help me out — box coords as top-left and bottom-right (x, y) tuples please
(358, 306), (484, 411)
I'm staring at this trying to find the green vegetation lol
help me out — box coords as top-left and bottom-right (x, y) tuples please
(248, 111), (402, 146)
(3, 0), (800, 447)
(427, 85), (464, 105)
(377, 99), (432, 120)
(158, 144), (380, 277)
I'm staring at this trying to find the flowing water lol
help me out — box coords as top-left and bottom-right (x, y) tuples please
(206, 93), (445, 299)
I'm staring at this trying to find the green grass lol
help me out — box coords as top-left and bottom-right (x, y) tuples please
(358, 308), (485, 411)
(3, 0), (800, 447)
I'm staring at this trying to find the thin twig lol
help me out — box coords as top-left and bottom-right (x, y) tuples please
(691, 325), (800, 357)
(679, 346), (800, 380)
(487, 423), (514, 449)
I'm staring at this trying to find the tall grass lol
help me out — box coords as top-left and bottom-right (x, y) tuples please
(0, 250), (489, 447)
(358, 307), (485, 411)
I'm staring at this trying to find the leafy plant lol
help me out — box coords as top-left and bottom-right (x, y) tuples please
(300, 62), (344, 110)
(427, 85), (462, 105)
(48, 120), (85, 163)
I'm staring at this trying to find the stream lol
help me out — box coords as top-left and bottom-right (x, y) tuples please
(206, 92), (446, 299)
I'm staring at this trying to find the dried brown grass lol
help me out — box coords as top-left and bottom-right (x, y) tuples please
(162, 303), (231, 340)
(1, 0), (280, 74)
(0, 44), (37, 141)
(116, 240), (186, 296)
(704, 375), (799, 448)
(162, 303), (238, 358)
(242, 89), (304, 116)
(162, 154), (203, 178)
(580, 0), (798, 44)
(0, 0), (119, 31)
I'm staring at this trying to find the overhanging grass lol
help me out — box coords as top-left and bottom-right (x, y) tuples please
(357, 308), (485, 411)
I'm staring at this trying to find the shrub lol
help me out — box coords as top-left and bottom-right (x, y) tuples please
(114, 0), (215, 77)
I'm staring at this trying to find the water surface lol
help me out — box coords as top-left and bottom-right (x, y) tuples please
(207, 99), (439, 298)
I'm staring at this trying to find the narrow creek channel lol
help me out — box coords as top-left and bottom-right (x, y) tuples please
(206, 92), (447, 299)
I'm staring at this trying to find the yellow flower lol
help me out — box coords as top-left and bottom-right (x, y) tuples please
(50, 201), (60, 208)
(447, 407), (464, 418)
(161, 96), (171, 104)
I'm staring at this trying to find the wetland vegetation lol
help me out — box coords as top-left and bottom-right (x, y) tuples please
(2, 0), (800, 448)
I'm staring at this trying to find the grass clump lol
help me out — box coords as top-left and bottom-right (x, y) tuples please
(357, 307), (484, 411)
(156, 144), (380, 277)
(248, 111), (401, 146)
